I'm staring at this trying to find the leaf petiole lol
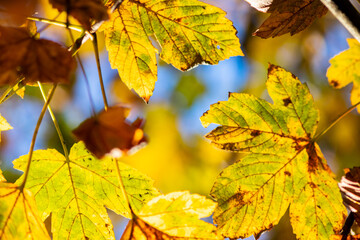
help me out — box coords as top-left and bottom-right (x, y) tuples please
(19, 84), (57, 190)
(38, 82), (70, 161)
(27, 16), (83, 32)
(313, 100), (360, 142)
(92, 32), (109, 111)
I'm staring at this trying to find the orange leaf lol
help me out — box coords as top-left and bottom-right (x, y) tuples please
(72, 106), (147, 159)
(0, 26), (75, 86)
(245, 0), (327, 38)
(49, 0), (109, 30)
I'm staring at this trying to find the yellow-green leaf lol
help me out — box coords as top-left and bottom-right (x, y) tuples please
(201, 64), (346, 239)
(0, 172), (50, 240)
(101, 0), (243, 101)
(327, 39), (360, 112)
(121, 191), (222, 239)
(13, 142), (159, 240)
(0, 114), (12, 142)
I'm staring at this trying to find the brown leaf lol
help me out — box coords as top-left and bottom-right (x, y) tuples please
(339, 167), (360, 225)
(72, 106), (147, 159)
(0, 0), (38, 26)
(49, 0), (109, 30)
(245, 0), (327, 38)
(0, 26), (75, 86)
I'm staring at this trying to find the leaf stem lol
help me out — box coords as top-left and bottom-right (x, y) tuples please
(313, 101), (360, 142)
(92, 33), (109, 111)
(38, 82), (70, 161)
(27, 16), (83, 32)
(68, 29), (97, 116)
(113, 158), (135, 217)
(19, 84), (57, 190)
(320, 0), (360, 42)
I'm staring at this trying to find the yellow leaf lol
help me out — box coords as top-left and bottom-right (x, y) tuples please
(327, 39), (360, 112)
(101, 0), (243, 101)
(0, 173), (50, 240)
(201, 64), (346, 239)
(121, 192), (222, 240)
(0, 114), (12, 142)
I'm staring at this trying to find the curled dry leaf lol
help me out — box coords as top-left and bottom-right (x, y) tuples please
(0, 26), (75, 86)
(49, 0), (109, 30)
(339, 167), (360, 225)
(244, 0), (327, 38)
(72, 106), (147, 159)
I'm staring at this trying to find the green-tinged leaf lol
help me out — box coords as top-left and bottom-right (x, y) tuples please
(327, 39), (360, 112)
(201, 64), (346, 239)
(13, 142), (159, 240)
(121, 191), (222, 239)
(101, 0), (243, 101)
(0, 114), (12, 142)
(0, 172), (50, 240)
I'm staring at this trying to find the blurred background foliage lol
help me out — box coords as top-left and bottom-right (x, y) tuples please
(1, 0), (359, 239)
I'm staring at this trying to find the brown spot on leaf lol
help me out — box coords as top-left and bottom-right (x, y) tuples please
(284, 171), (291, 176)
(283, 97), (292, 106)
(330, 80), (339, 88)
(251, 130), (261, 137)
(309, 182), (317, 188)
(306, 143), (319, 173)
(267, 64), (279, 75)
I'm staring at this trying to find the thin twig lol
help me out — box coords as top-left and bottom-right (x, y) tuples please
(320, 0), (360, 42)
(313, 101), (360, 142)
(38, 82), (70, 161)
(92, 33), (109, 111)
(68, 29), (97, 116)
(27, 16), (83, 32)
(19, 84), (57, 190)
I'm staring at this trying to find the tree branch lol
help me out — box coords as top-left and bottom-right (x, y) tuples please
(320, 0), (360, 42)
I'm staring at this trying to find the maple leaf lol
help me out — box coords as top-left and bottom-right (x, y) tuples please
(0, 26), (76, 86)
(100, 0), (243, 102)
(0, 114), (12, 142)
(201, 64), (346, 239)
(244, 0), (327, 38)
(13, 142), (159, 240)
(0, 170), (50, 240)
(49, 0), (109, 30)
(327, 39), (360, 112)
(121, 191), (222, 240)
(72, 106), (147, 159)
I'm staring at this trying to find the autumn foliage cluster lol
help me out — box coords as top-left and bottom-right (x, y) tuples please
(1, 0), (360, 239)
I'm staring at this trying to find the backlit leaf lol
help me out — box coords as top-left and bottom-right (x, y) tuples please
(121, 191), (222, 239)
(13, 142), (159, 240)
(0, 26), (76, 86)
(49, 0), (109, 30)
(101, 0), (243, 101)
(245, 0), (327, 38)
(327, 39), (360, 112)
(0, 171), (50, 240)
(72, 106), (147, 159)
(0, 114), (12, 142)
(201, 64), (346, 239)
